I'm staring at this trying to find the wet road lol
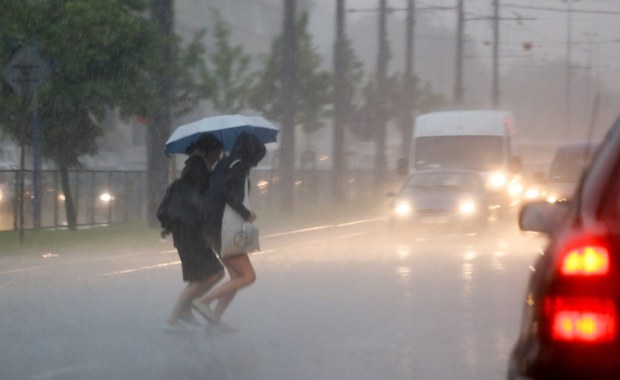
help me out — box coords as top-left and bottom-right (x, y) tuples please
(0, 217), (545, 380)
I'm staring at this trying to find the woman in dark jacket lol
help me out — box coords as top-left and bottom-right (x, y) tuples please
(192, 132), (266, 329)
(166, 134), (225, 332)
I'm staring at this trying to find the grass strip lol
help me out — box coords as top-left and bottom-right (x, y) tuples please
(0, 199), (386, 256)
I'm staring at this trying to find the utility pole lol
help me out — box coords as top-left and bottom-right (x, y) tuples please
(454, 0), (465, 108)
(281, 0), (297, 212)
(565, 0), (573, 141)
(492, 0), (500, 109)
(400, 0), (416, 160)
(333, 0), (346, 203)
(583, 32), (597, 118)
(375, 0), (389, 187)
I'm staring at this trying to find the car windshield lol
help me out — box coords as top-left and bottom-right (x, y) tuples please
(413, 136), (504, 171)
(404, 172), (479, 192)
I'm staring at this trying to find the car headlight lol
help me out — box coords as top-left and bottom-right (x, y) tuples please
(393, 200), (412, 216)
(99, 192), (114, 203)
(458, 199), (477, 215)
(508, 182), (524, 196)
(546, 194), (558, 203)
(487, 173), (507, 189)
(524, 187), (541, 199)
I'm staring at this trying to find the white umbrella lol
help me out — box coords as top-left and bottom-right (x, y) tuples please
(165, 114), (279, 154)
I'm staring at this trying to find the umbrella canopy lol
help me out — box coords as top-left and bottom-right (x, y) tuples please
(165, 114), (279, 154)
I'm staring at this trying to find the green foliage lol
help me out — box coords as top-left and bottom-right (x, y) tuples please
(0, 1), (45, 136)
(0, 0), (160, 167)
(340, 38), (365, 126)
(170, 29), (215, 119)
(250, 11), (331, 133)
(415, 81), (450, 115)
(350, 72), (448, 141)
(205, 9), (255, 114)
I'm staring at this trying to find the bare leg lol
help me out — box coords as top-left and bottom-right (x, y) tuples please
(211, 262), (241, 322)
(168, 272), (223, 324)
(198, 254), (255, 322)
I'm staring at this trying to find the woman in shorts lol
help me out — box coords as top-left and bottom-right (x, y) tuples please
(166, 134), (225, 332)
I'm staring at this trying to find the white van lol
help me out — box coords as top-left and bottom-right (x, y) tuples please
(403, 110), (522, 211)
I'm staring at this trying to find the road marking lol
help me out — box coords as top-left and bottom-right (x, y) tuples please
(100, 261), (180, 277)
(262, 217), (383, 239)
(0, 265), (45, 275)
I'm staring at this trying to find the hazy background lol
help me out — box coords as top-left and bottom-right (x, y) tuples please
(308, 0), (620, 145)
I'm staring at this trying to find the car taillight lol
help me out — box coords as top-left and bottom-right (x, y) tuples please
(546, 297), (617, 343)
(558, 235), (610, 276)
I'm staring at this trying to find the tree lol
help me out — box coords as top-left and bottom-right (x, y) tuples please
(147, 0), (174, 228)
(0, 1), (44, 134)
(333, 30), (364, 203)
(206, 9), (255, 114)
(1, 0), (217, 230)
(250, 11), (331, 134)
(0, 0), (161, 230)
(170, 29), (214, 119)
(340, 38), (365, 132)
(351, 72), (447, 145)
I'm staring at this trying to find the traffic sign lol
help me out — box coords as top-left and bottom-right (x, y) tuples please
(1, 45), (50, 98)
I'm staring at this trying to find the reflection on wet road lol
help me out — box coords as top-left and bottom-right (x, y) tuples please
(0, 218), (545, 380)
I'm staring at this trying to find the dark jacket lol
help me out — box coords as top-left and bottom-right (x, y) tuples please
(181, 155), (211, 195)
(205, 132), (266, 234)
(166, 155), (210, 230)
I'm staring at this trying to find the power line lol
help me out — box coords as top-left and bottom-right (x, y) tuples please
(502, 4), (620, 15)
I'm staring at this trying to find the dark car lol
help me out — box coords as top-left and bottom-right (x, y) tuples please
(388, 169), (488, 232)
(544, 141), (599, 203)
(508, 116), (620, 379)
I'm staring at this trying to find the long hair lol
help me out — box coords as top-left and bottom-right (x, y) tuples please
(229, 132), (266, 168)
(185, 133), (223, 155)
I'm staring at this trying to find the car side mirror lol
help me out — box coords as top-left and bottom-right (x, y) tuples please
(397, 159), (408, 176)
(519, 200), (571, 234)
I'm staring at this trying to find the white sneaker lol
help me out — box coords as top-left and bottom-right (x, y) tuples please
(191, 300), (217, 323)
(206, 321), (239, 334)
(164, 319), (200, 334)
(179, 314), (203, 327)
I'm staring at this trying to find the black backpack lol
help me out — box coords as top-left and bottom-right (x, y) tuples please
(157, 178), (207, 231)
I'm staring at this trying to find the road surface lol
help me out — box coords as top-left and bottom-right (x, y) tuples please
(0, 217), (545, 380)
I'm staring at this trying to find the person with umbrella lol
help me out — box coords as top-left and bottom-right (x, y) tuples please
(165, 134), (225, 332)
(191, 132), (266, 331)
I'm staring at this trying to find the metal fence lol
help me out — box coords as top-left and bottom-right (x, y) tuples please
(0, 168), (398, 232)
(0, 169), (147, 231)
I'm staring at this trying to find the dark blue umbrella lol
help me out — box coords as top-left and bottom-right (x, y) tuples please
(165, 114), (279, 154)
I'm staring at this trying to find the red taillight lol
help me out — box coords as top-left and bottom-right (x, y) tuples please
(546, 297), (617, 343)
(561, 245), (609, 276)
(558, 234), (610, 276)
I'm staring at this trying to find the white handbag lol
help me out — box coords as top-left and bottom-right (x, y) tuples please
(220, 172), (260, 258)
